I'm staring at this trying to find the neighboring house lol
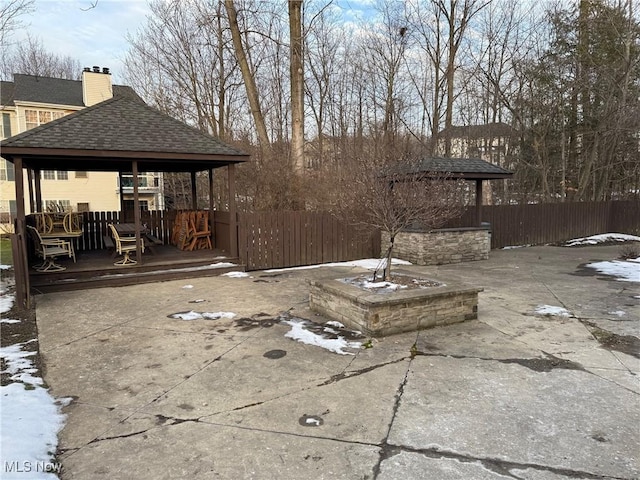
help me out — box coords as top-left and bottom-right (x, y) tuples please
(0, 67), (164, 230)
(437, 122), (518, 204)
(438, 122), (517, 168)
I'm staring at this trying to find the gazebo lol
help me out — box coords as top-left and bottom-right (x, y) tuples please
(394, 156), (513, 227)
(0, 95), (249, 308)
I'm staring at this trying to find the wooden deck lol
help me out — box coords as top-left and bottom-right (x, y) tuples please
(28, 244), (244, 293)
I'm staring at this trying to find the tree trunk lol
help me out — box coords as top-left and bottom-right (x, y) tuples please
(224, 0), (271, 156)
(289, 0), (305, 171)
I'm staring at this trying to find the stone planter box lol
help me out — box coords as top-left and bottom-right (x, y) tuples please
(309, 272), (482, 337)
(382, 226), (490, 266)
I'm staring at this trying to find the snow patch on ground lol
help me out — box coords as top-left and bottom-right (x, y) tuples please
(210, 262), (238, 268)
(0, 284), (14, 314)
(168, 311), (236, 321)
(221, 271), (250, 278)
(564, 233), (640, 246)
(502, 245), (532, 250)
(608, 310), (626, 317)
(1, 336), (68, 479)
(264, 258), (411, 273)
(282, 319), (362, 355)
(535, 305), (572, 317)
(182, 285), (194, 289)
(586, 260), (640, 282)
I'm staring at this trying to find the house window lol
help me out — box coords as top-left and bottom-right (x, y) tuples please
(44, 200), (71, 212)
(41, 170), (68, 180)
(24, 109), (65, 130)
(0, 200), (16, 223)
(77, 202), (90, 212)
(0, 200), (16, 215)
(25, 110), (38, 130)
(123, 200), (149, 211)
(1, 113), (11, 138)
(75, 171), (88, 178)
(0, 160), (14, 181)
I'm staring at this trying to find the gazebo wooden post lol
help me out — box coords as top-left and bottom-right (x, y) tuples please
(12, 157), (30, 309)
(34, 168), (42, 212)
(208, 168), (215, 247)
(190, 171), (198, 210)
(228, 164), (238, 257)
(26, 169), (35, 213)
(475, 180), (483, 227)
(118, 170), (125, 220)
(132, 161), (143, 264)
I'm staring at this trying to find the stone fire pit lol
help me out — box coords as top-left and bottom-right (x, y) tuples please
(309, 271), (482, 337)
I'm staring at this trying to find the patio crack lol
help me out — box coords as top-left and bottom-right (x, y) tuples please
(413, 350), (585, 372)
(371, 342), (415, 479)
(380, 444), (631, 480)
(201, 357), (411, 416)
(86, 414), (200, 445)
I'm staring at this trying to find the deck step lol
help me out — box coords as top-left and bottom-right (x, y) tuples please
(30, 262), (245, 293)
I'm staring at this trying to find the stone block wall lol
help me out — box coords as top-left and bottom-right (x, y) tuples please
(382, 227), (490, 266)
(310, 277), (482, 337)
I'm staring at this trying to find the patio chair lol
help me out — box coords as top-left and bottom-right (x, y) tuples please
(108, 223), (144, 266)
(186, 211), (212, 251)
(26, 225), (73, 272)
(63, 212), (83, 236)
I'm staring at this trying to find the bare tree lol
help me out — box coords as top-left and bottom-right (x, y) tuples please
(289, 0), (304, 171)
(331, 157), (465, 280)
(0, 0), (34, 47)
(2, 35), (81, 79)
(224, 0), (272, 158)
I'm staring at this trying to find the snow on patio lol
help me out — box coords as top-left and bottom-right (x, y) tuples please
(0, 280), (68, 479)
(281, 317), (364, 355)
(586, 259), (639, 282)
(534, 305), (573, 317)
(168, 311), (236, 321)
(564, 233), (640, 246)
(264, 257), (411, 273)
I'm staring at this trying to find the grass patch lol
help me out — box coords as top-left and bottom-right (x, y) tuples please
(0, 238), (13, 266)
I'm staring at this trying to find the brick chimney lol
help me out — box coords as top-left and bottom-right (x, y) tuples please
(82, 66), (113, 107)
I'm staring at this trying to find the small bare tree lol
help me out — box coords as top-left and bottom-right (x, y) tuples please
(332, 158), (466, 281)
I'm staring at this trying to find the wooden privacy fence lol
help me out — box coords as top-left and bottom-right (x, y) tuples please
(445, 200), (640, 249)
(39, 200), (637, 261)
(71, 210), (179, 251)
(237, 211), (381, 271)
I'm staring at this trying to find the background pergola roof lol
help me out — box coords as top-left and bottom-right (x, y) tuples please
(0, 95), (249, 172)
(402, 157), (513, 180)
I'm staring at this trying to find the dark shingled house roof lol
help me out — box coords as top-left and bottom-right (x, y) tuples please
(394, 157), (513, 180)
(439, 122), (516, 140)
(0, 95), (249, 172)
(2, 73), (138, 107)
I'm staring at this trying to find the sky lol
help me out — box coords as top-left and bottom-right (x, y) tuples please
(12, 0), (376, 84)
(13, 0), (153, 83)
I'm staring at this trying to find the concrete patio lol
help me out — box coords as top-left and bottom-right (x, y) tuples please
(35, 245), (639, 479)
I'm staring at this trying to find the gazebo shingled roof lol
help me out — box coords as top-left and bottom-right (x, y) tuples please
(397, 157), (513, 180)
(0, 95), (249, 171)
